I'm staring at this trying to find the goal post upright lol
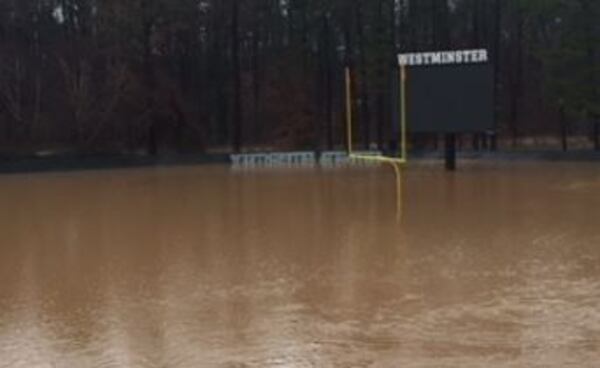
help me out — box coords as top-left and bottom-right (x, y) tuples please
(400, 63), (408, 163)
(344, 63), (406, 221)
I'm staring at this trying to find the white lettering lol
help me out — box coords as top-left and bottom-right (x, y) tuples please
(415, 53), (423, 65)
(231, 155), (243, 166)
(456, 51), (464, 63)
(397, 49), (489, 66)
(398, 54), (409, 66)
(447, 52), (456, 63)
(464, 50), (474, 63)
(480, 49), (489, 63)
(471, 50), (480, 63)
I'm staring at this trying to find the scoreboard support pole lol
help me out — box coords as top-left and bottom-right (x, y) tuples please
(594, 115), (599, 151)
(445, 133), (457, 171)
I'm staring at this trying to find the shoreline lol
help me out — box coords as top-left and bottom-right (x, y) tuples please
(413, 150), (600, 162)
(0, 153), (230, 175)
(0, 150), (599, 175)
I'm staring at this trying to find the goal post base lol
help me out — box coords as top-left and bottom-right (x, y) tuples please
(349, 154), (407, 166)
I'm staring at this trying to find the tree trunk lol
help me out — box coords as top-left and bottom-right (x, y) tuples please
(251, 5), (262, 145)
(374, 0), (387, 150)
(471, 0), (480, 46)
(560, 104), (568, 152)
(594, 120), (599, 151)
(231, 0), (242, 153)
(491, 0), (502, 151)
(324, 17), (334, 150)
(209, 1), (229, 146)
(356, 2), (370, 150)
(143, 19), (157, 156)
(509, 2), (523, 148)
(314, 59), (323, 155)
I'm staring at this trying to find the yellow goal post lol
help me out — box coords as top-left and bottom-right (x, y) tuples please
(345, 65), (408, 165)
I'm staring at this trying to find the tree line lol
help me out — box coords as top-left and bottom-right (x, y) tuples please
(0, 0), (598, 156)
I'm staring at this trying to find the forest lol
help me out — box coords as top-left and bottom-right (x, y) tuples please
(0, 0), (598, 156)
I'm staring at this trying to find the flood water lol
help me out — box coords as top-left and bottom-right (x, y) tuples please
(1, 162), (600, 367)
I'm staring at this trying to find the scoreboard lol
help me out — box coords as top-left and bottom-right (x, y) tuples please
(398, 49), (494, 133)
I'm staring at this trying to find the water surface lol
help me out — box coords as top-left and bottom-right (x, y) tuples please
(1, 162), (599, 367)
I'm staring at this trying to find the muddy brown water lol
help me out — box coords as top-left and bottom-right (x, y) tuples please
(1, 162), (599, 367)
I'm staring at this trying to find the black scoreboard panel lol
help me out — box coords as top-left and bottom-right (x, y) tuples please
(405, 63), (494, 133)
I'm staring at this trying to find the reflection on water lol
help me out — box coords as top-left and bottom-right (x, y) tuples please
(1, 162), (600, 367)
